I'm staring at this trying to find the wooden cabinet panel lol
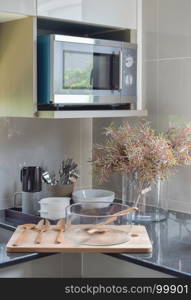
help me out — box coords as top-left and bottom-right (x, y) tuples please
(0, 17), (36, 117)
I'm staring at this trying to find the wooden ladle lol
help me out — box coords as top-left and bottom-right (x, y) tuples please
(55, 219), (65, 244)
(13, 224), (36, 246)
(86, 207), (138, 235)
(35, 219), (50, 244)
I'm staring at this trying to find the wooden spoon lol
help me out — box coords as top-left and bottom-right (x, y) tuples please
(55, 219), (65, 244)
(35, 219), (50, 244)
(85, 228), (111, 234)
(13, 224), (36, 246)
(86, 207), (138, 235)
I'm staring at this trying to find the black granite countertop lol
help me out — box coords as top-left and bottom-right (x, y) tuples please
(109, 210), (191, 278)
(0, 208), (191, 277)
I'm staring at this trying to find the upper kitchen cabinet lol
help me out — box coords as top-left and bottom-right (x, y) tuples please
(0, 0), (36, 16)
(37, 0), (137, 29)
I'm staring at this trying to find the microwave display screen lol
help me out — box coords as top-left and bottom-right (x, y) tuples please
(63, 50), (119, 90)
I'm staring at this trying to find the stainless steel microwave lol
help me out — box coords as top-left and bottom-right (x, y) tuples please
(37, 34), (137, 110)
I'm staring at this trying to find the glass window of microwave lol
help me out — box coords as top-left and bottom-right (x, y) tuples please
(62, 50), (119, 90)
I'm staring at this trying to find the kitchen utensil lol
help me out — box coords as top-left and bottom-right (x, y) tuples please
(58, 159), (80, 185)
(85, 228), (110, 234)
(7, 225), (152, 253)
(42, 171), (53, 185)
(72, 189), (115, 208)
(41, 158), (79, 195)
(13, 224), (35, 246)
(86, 207), (138, 235)
(55, 219), (65, 243)
(35, 219), (50, 244)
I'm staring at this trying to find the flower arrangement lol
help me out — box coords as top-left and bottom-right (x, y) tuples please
(92, 121), (191, 205)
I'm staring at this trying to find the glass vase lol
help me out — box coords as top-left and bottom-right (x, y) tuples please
(122, 174), (168, 223)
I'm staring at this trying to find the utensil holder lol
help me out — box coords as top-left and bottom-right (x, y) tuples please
(45, 184), (74, 197)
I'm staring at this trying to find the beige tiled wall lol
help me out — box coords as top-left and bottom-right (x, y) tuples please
(0, 117), (92, 209)
(143, 0), (191, 212)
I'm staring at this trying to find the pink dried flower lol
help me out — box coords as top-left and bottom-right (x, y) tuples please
(92, 121), (191, 188)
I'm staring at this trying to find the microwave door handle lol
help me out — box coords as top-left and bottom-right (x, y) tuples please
(90, 68), (93, 87)
(119, 51), (123, 91)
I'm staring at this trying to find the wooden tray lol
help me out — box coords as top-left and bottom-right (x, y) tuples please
(6, 224), (152, 253)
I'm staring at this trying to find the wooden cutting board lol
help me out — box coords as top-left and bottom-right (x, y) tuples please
(6, 224), (152, 253)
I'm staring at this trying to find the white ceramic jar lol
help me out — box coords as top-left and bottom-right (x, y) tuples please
(39, 197), (71, 220)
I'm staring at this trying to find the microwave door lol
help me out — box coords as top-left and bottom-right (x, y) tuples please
(53, 41), (122, 105)
(92, 52), (120, 91)
(54, 41), (94, 104)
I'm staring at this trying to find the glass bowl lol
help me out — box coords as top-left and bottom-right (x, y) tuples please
(65, 202), (134, 246)
(72, 189), (115, 208)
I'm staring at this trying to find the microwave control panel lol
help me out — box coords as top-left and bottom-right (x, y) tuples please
(122, 47), (137, 97)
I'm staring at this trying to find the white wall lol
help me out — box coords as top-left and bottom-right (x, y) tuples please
(0, 117), (92, 209)
(142, 0), (191, 212)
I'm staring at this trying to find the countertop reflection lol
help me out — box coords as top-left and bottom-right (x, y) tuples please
(108, 210), (191, 277)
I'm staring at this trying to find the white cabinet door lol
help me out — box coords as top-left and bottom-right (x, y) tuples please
(37, 0), (137, 29)
(0, 0), (36, 16)
(82, 0), (137, 29)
